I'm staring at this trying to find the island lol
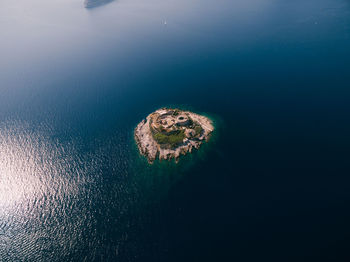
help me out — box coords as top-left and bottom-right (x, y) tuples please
(84, 0), (114, 8)
(134, 108), (214, 163)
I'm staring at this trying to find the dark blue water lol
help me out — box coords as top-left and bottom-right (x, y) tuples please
(1, 0), (350, 261)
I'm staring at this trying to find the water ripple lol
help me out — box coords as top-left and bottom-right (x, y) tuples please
(0, 121), (95, 261)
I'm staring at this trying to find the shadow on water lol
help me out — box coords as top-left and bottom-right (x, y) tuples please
(84, 0), (115, 9)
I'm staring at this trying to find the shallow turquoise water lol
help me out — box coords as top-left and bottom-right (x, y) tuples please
(1, 0), (350, 261)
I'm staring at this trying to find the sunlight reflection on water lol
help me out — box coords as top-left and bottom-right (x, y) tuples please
(0, 121), (93, 260)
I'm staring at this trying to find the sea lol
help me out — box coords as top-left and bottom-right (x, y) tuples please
(0, 0), (350, 261)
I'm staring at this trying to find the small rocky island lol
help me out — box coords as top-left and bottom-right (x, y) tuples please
(135, 108), (214, 163)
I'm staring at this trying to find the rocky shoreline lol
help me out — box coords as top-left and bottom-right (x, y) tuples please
(134, 108), (214, 163)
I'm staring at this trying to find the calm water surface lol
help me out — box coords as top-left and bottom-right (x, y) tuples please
(1, 0), (350, 261)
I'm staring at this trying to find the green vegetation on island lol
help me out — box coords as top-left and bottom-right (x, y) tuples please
(153, 129), (185, 149)
(148, 108), (206, 149)
(194, 125), (204, 136)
